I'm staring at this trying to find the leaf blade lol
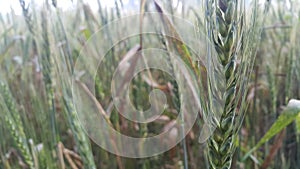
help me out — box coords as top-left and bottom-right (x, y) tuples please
(242, 99), (300, 161)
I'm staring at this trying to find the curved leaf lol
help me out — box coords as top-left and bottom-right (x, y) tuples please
(242, 99), (300, 161)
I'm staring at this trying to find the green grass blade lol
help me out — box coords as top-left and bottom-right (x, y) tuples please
(242, 99), (300, 161)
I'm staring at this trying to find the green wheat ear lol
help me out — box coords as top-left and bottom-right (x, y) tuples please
(206, 1), (240, 168)
(63, 97), (96, 169)
(204, 0), (269, 168)
(0, 82), (35, 169)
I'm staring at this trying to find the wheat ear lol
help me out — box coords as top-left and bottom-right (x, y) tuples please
(0, 83), (35, 169)
(206, 0), (242, 168)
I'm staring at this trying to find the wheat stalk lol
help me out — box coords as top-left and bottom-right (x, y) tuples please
(40, 8), (60, 147)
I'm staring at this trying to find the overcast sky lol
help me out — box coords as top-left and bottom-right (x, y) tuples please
(0, 0), (291, 16)
(0, 0), (131, 15)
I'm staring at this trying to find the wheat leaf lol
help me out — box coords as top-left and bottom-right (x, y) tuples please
(153, 0), (203, 77)
(296, 112), (300, 135)
(242, 99), (300, 161)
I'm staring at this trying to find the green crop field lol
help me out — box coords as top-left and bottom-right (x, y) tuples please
(0, 0), (299, 169)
